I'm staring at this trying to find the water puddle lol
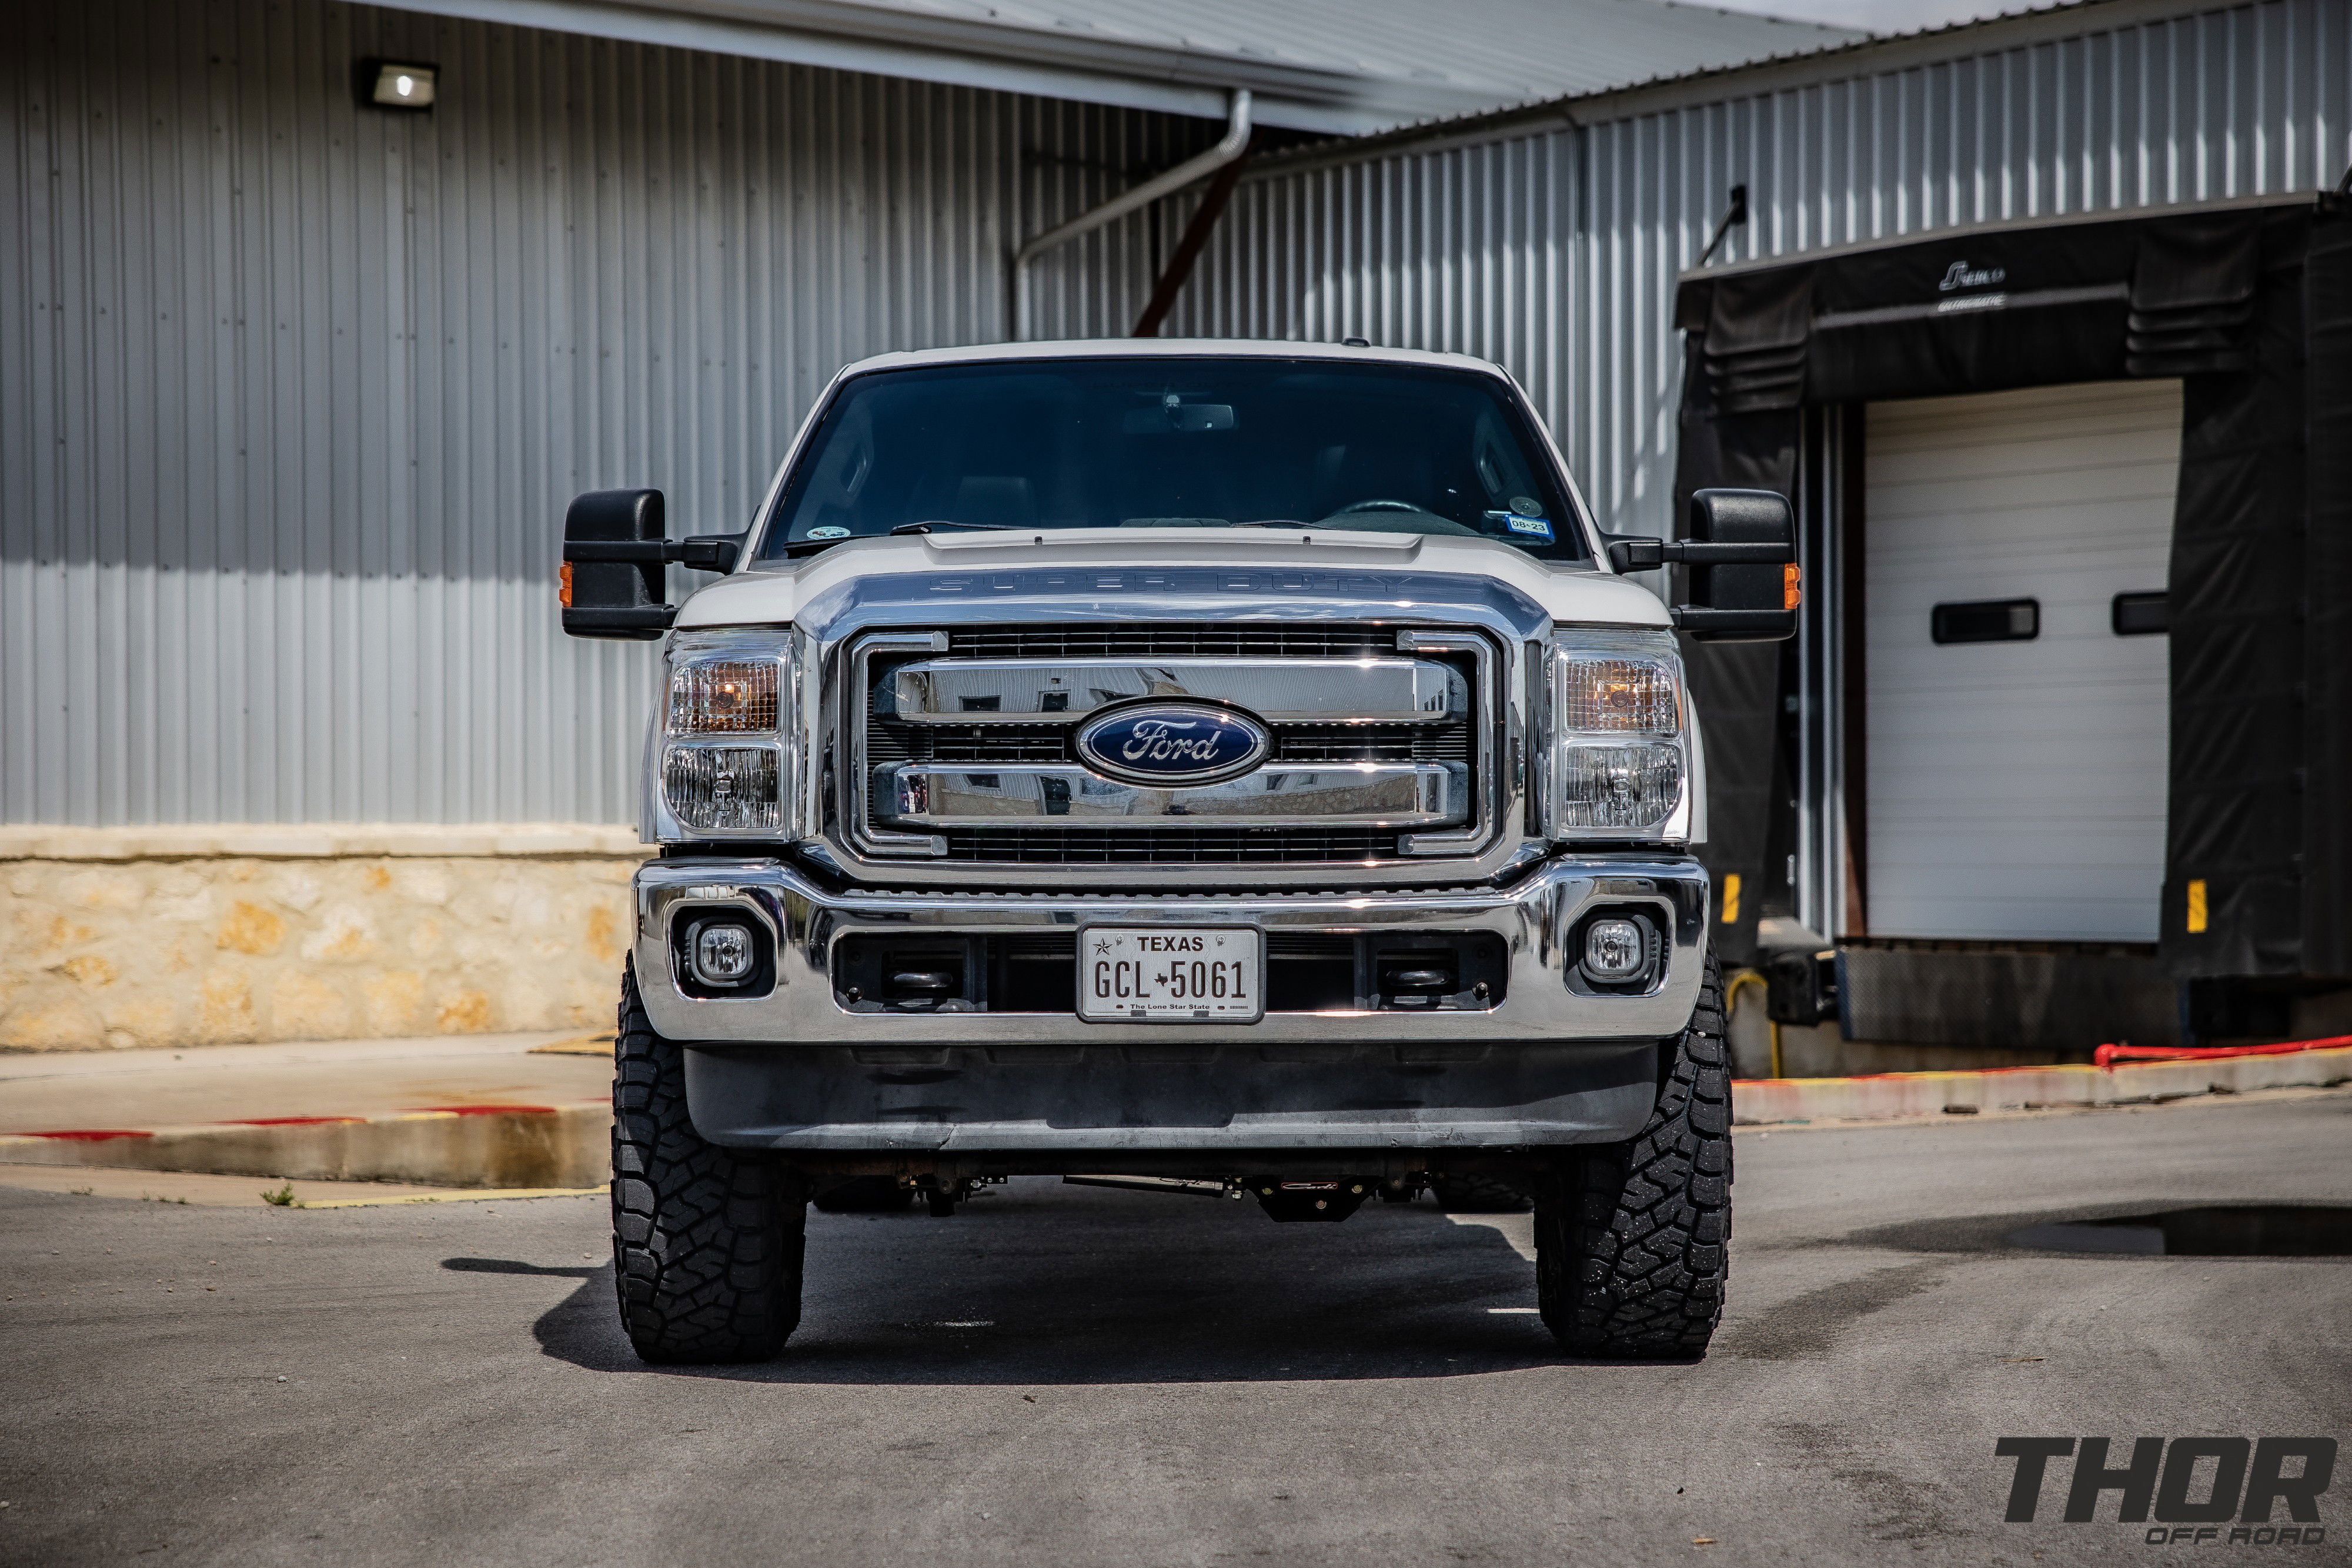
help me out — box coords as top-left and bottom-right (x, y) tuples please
(2005, 1205), (2352, 1258)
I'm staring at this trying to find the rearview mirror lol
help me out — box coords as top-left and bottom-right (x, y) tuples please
(1121, 402), (1236, 434)
(1602, 488), (1798, 643)
(1679, 489), (1798, 641)
(559, 488), (744, 640)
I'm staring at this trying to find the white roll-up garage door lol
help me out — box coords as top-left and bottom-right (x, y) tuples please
(1863, 379), (2180, 942)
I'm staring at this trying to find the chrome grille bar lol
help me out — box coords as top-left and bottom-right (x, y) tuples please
(887, 657), (1462, 724)
(878, 761), (1470, 828)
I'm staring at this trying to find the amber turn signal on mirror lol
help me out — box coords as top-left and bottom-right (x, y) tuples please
(1784, 563), (1803, 610)
(559, 560), (574, 608)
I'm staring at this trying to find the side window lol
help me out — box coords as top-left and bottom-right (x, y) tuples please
(1471, 412), (1543, 509)
(1470, 410), (1553, 540)
(797, 400), (874, 538)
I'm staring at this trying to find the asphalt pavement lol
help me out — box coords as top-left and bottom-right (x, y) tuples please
(2, 1091), (2346, 1567)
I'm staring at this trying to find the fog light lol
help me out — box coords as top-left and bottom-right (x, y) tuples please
(1582, 917), (1647, 983)
(692, 922), (756, 987)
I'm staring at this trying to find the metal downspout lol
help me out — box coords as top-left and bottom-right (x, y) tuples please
(1007, 90), (1252, 342)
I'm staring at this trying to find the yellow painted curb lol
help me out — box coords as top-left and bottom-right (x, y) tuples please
(529, 1034), (617, 1057)
(295, 1184), (609, 1209)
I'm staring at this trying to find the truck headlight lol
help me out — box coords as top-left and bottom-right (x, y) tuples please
(1544, 631), (1691, 841)
(663, 745), (782, 832)
(659, 631), (799, 838)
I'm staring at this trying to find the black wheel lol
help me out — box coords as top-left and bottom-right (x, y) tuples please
(1536, 945), (1732, 1358)
(612, 958), (806, 1363)
(1429, 1174), (1533, 1213)
(813, 1176), (917, 1213)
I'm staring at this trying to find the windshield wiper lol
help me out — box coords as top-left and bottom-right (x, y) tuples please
(769, 519), (1021, 559)
(773, 534), (849, 559)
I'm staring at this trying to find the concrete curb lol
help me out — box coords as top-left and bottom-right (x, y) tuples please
(0, 1104), (611, 1190)
(1732, 1045), (2352, 1125)
(5, 1045), (2344, 1186)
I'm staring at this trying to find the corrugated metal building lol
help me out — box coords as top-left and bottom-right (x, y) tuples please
(1, 0), (1852, 831)
(2, 1), (1209, 829)
(5, 0), (2347, 1052)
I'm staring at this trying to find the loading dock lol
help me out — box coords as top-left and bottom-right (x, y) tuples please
(1675, 194), (2352, 1049)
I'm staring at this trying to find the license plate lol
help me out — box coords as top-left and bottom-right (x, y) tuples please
(1078, 927), (1264, 1022)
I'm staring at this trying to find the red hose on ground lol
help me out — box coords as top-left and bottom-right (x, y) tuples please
(2093, 1034), (2352, 1068)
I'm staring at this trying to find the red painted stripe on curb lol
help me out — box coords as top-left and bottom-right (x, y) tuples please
(24, 1129), (154, 1142)
(1732, 1039), (2352, 1091)
(2094, 1035), (2352, 1066)
(1739, 1041), (2352, 1088)
(221, 1115), (371, 1126)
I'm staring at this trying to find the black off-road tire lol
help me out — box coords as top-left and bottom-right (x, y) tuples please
(1535, 947), (1731, 1357)
(1429, 1174), (1534, 1213)
(612, 959), (806, 1363)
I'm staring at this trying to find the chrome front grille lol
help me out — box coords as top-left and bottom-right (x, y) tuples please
(850, 623), (1492, 867)
(866, 721), (1470, 767)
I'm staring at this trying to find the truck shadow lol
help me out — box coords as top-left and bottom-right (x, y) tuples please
(473, 1182), (1655, 1383)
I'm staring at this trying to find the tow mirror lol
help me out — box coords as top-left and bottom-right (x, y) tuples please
(1602, 488), (1798, 643)
(559, 488), (744, 640)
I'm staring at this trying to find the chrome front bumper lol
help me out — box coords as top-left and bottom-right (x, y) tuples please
(638, 854), (1708, 1155)
(633, 853), (1709, 1048)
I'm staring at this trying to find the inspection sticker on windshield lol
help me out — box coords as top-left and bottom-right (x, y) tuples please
(1078, 927), (1263, 1022)
(1489, 510), (1553, 541)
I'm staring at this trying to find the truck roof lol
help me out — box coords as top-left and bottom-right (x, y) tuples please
(834, 338), (1514, 380)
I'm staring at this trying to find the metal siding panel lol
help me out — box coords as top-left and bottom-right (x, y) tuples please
(1166, 0), (2344, 560)
(4, 0), (1208, 825)
(13, 0), (2348, 828)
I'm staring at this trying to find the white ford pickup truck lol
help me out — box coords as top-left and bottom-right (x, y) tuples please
(559, 339), (1796, 1363)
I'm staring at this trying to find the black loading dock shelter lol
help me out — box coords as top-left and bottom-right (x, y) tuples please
(1673, 191), (2352, 1050)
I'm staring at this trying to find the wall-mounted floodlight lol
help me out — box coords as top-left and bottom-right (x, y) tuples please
(363, 61), (436, 110)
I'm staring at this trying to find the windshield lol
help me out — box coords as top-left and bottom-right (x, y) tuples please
(761, 357), (1590, 562)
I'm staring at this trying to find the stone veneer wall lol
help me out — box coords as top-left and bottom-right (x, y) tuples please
(1, 827), (647, 1051)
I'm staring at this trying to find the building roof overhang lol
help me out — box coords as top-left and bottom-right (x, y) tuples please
(382, 0), (1858, 136)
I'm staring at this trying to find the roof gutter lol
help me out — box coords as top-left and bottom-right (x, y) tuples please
(1009, 89), (1252, 342)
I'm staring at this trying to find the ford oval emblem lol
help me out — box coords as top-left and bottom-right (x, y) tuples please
(1074, 701), (1272, 788)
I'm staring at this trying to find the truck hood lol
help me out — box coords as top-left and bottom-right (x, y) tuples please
(674, 527), (1669, 630)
